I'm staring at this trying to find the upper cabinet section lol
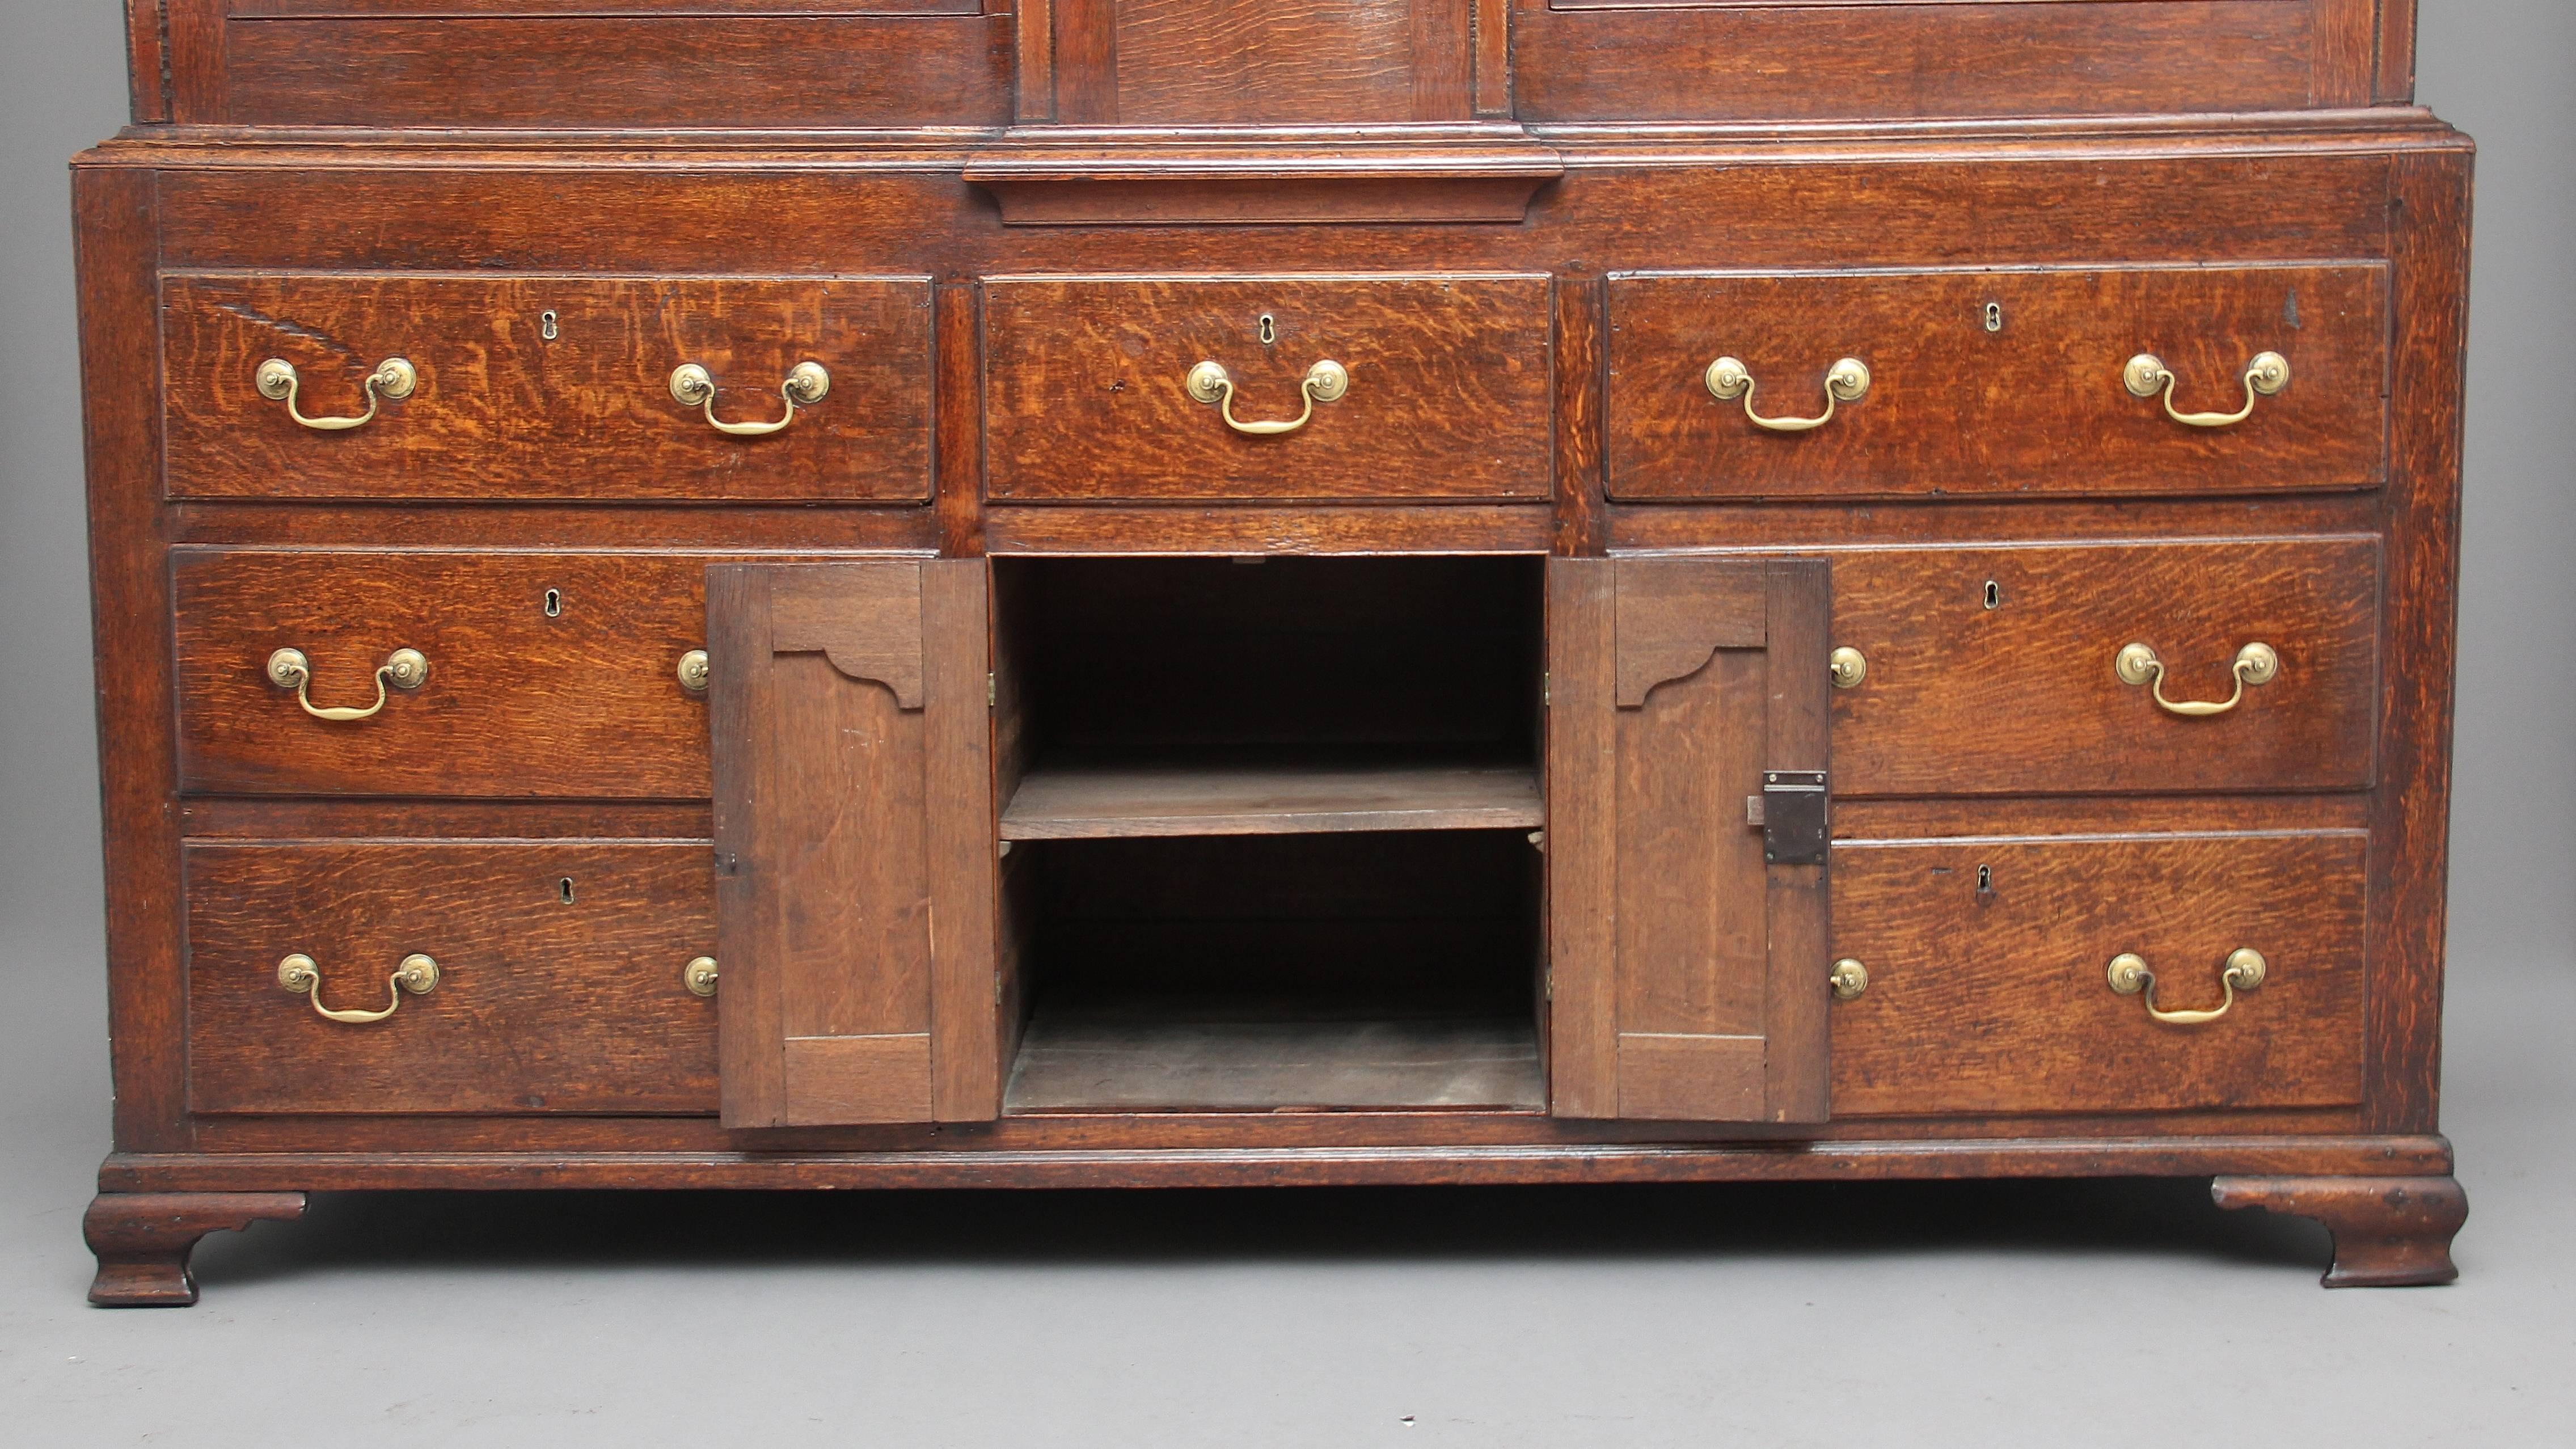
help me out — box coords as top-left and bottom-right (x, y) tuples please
(130, 0), (1013, 127)
(1516, 0), (2410, 124)
(128, 0), (2412, 130)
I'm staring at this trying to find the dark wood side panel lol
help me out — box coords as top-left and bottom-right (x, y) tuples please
(1828, 538), (2383, 797)
(206, 15), (1012, 126)
(1517, 0), (2330, 122)
(77, 168), (189, 1154)
(2366, 149), (2471, 1133)
(162, 273), (935, 504)
(187, 843), (718, 1114)
(2375, 0), (2416, 103)
(125, 0), (171, 122)
(1832, 832), (2370, 1116)
(708, 561), (998, 1128)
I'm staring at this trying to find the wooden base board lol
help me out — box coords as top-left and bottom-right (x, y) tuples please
(100, 1135), (2453, 1194)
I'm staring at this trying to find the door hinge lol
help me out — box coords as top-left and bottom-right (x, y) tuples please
(987, 671), (997, 708)
(1760, 770), (1829, 866)
(1542, 670), (1551, 708)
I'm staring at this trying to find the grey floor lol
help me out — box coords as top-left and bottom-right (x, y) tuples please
(2, 936), (2567, 1446)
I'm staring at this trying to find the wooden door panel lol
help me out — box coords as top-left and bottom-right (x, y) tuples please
(1547, 556), (1832, 1122)
(707, 560), (999, 1127)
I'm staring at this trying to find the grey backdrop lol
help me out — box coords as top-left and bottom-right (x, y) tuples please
(1, 6), (2567, 1444)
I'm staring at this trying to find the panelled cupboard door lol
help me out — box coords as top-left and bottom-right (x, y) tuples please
(706, 560), (1000, 1128)
(1547, 557), (1832, 1123)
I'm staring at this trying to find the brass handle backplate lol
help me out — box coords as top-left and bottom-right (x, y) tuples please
(1829, 647), (1868, 689)
(276, 952), (440, 1024)
(2106, 948), (2267, 1025)
(2115, 641), (2279, 717)
(683, 956), (720, 997)
(2124, 351), (2290, 429)
(1705, 356), (1871, 433)
(669, 361), (830, 437)
(255, 357), (417, 432)
(677, 649), (711, 694)
(1186, 359), (1348, 436)
(265, 646), (430, 723)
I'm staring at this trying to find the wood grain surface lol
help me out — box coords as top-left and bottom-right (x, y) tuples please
(1831, 831), (2370, 1116)
(174, 550), (742, 799)
(1548, 556), (1832, 1122)
(185, 842), (717, 1114)
(1606, 264), (2390, 501)
(708, 561), (999, 1127)
(983, 274), (1552, 501)
(1000, 760), (1544, 838)
(1515, 0), (2351, 122)
(163, 273), (934, 502)
(1828, 537), (2382, 796)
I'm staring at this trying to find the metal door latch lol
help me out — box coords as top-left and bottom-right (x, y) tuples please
(1759, 770), (1829, 865)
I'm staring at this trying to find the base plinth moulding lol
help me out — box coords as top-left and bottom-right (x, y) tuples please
(2211, 1175), (2468, 1287)
(84, 1192), (309, 1307)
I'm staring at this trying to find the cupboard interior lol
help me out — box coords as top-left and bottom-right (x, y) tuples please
(990, 556), (1548, 1112)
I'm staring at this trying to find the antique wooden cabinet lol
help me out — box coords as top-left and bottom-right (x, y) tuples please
(74, 0), (2473, 1303)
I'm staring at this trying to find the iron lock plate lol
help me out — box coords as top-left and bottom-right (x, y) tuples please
(1760, 770), (1829, 866)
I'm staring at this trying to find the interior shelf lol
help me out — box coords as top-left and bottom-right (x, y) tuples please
(1005, 1002), (1544, 1112)
(999, 758), (1543, 840)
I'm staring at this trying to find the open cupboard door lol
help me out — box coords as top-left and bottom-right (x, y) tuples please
(707, 560), (1000, 1127)
(1546, 557), (1834, 1123)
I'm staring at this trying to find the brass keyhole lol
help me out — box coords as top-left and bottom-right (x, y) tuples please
(1977, 864), (1994, 893)
(540, 310), (559, 341)
(1983, 580), (2002, 610)
(1983, 301), (2004, 333)
(1257, 314), (1277, 346)
(558, 877), (576, 905)
(543, 588), (563, 618)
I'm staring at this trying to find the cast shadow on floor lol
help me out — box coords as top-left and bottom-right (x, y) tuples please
(183, 1175), (2338, 1291)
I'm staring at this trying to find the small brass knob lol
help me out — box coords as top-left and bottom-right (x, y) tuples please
(1829, 958), (1869, 1000)
(1829, 647), (1867, 689)
(683, 956), (719, 997)
(677, 649), (711, 693)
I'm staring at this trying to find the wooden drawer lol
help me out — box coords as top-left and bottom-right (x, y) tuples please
(1606, 264), (2389, 500)
(982, 274), (1554, 502)
(186, 842), (717, 1114)
(174, 550), (737, 798)
(163, 273), (934, 502)
(1830, 538), (2382, 796)
(1828, 832), (2368, 1117)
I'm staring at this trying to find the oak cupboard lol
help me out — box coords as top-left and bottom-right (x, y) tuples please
(71, 0), (2471, 1303)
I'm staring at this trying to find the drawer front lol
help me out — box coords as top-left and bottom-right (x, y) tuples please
(983, 274), (1554, 501)
(1831, 538), (2381, 796)
(163, 273), (934, 501)
(187, 842), (717, 1114)
(175, 551), (729, 798)
(1828, 832), (2368, 1117)
(1607, 264), (2388, 500)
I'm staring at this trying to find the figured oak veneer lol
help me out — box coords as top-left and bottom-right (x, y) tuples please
(1606, 264), (2392, 501)
(163, 273), (935, 503)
